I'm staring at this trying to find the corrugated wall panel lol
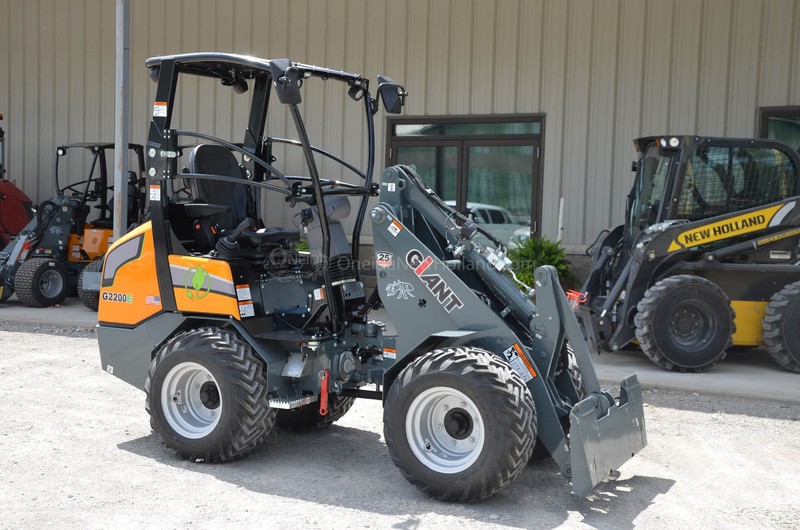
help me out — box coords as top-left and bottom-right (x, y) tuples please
(759, 0), (795, 106)
(640, 0), (674, 136)
(538, 0), (568, 239)
(493, 0), (518, 114)
(2, 0), (800, 248)
(610, 0), (647, 224)
(448, 2), (472, 115)
(670, 0), (701, 134)
(561, 0), (593, 245)
(471, 1), (495, 115)
(584, 0), (619, 236)
(726, 0), (761, 136)
(515, 0), (543, 112)
(697, 0), (730, 136)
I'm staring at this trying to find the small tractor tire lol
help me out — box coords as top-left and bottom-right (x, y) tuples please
(762, 281), (800, 373)
(276, 394), (355, 432)
(635, 275), (734, 372)
(383, 347), (536, 502)
(15, 257), (70, 308)
(77, 257), (103, 311)
(145, 327), (276, 462)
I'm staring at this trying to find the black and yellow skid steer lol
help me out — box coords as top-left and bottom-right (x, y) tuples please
(580, 135), (800, 373)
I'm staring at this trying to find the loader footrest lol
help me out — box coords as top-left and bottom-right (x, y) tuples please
(268, 395), (316, 410)
(568, 374), (648, 496)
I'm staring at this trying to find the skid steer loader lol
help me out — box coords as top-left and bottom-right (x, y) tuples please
(580, 135), (800, 373)
(97, 53), (646, 502)
(0, 142), (145, 307)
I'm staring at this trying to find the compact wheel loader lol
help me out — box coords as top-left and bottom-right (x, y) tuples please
(0, 143), (145, 307)
(98, 53), (646, 502)
(580, 136), (800, 373)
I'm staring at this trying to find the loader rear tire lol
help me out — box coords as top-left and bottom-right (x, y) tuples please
(635, 275), (734, 372)
(762, 281), (800, 374)
(145, 327), (276, 462)
(77, 257), (103, 311)
(384, 347), (536, 502)
(15, 258), (70, 307)
(275, 394), (355, 432)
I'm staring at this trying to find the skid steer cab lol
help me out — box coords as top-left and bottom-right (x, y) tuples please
(97, 52), (646, 502)
(580, 135), (800, 373)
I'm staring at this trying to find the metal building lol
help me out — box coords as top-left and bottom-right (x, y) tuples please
(1, 0), (799, 250)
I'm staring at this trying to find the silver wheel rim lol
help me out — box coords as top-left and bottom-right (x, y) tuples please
(39, 269), (64, 298)
(405, 386), (485, 474)
(161, 362), (222, 439)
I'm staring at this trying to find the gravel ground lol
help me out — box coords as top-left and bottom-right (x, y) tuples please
(1, 327), (799, 529)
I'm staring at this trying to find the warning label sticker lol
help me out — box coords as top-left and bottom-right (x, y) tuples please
(501, 343), (536, 382)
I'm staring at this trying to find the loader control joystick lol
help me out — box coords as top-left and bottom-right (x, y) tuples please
(215, 217), (253, 258)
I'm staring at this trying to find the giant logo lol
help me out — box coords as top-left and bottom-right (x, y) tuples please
(406, 250), (463, 312)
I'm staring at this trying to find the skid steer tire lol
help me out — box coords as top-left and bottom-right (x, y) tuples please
(762, 281), (800, 374)
(15, 258), (70, 308)
(635, 275), (734, 372)
(77, 257), (103, 311)
(383, 347), (536, 502)
(145, 327), (276, 462)
(275, 394), (355, 432)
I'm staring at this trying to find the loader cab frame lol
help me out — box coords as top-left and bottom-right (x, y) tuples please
(144, 53), (405, 333)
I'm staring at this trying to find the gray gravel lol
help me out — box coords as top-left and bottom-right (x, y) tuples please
(1, 329), (799, 529)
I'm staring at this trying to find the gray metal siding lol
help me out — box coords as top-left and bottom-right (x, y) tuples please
(1, 0), (799, 248)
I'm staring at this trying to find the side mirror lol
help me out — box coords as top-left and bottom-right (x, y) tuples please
(377, 75), (407, 114)
(270, 59), (303, 105)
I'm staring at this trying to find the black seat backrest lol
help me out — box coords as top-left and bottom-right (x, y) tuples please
(188, 144), (247, 229)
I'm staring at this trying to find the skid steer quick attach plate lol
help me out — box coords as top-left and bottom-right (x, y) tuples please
(568, 374), (647, 495)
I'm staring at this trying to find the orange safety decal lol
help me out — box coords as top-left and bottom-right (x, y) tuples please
(501, 343), (537, 383)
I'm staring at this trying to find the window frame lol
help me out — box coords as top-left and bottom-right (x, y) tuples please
(758, 106), (800, 150)
(385, 114), (545, 237)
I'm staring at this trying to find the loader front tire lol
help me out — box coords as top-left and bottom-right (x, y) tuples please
(145, 327), (276, 462)
(384, 347), (536, 502)
(77, 257), (103, 311)
(276, 394), (355, 432)
(762, 281), (800, 373)
(15, 258), (70, 307)
(635, 275), (734, 372)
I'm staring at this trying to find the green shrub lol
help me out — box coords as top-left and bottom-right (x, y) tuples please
(507, 236), (575, 289)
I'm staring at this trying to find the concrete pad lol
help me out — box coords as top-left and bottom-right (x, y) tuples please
(593, 347), (800, 405)
(0, 296), (98, 329)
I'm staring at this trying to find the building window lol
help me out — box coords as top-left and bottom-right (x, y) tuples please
(386, 115), (544, 244)
(759, 106), (800, 151)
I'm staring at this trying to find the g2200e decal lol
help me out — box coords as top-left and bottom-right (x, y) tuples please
(406, 249), (463, 312)
(102, 292), (133, 304)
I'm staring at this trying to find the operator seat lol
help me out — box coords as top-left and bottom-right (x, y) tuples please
(187, 144), (299, 254)
(188, 144), (248, 230)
